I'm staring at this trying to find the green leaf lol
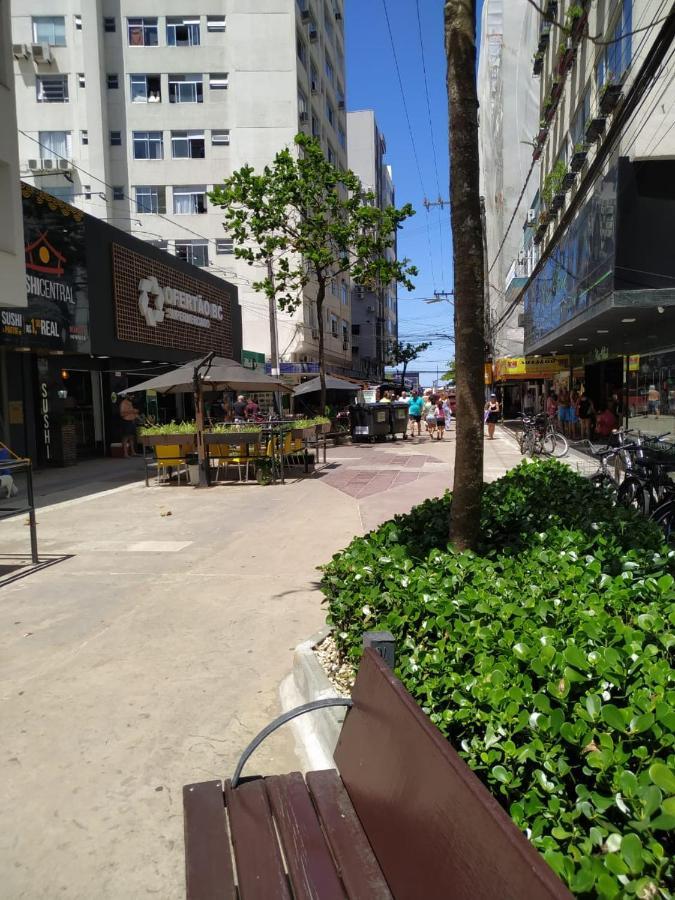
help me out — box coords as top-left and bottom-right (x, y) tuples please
(491, 764), (510, 784)
(602, 704), (628, 732)
(629, 713), (655, 734)
(648, 761), (675, 794)
(620, 833), (644, 874)
(585, 694), (602, 719)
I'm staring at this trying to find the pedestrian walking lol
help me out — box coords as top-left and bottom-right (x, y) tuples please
(407, 390), (424, 437)
(647, 384), (660, 417)
(434, 398), (446, 440)
(442, 394), (453, 431)
(423, 394), (436, 437)
(484, 393), (500, 440)
(119, 393), (141, 458)
(577, 391), (594, 440)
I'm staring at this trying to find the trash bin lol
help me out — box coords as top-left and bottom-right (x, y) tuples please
(186, 452), (200, 485)
(390, 402), (409, 439)
(349, 405), (370, 441)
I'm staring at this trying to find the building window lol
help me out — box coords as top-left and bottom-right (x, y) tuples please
(135, 185), (166, 214)
(110, 130), (122, 146)
(166, 17), (200, 47)
(597, 0), (633, 87)
(209, 73), (229, 90)
(38, 131), (71, 160)
(104, 17), (116, 33)
(311, 115), (320, 138)
(216, 238), (233, 254)
(127, 17), (158, 46)
(341, 320), (348, 342)
(175, 240), (208, 267)
(206, 16), (226, 31)
(211, 130), (230, 145)
(298, 89), (308, 120)
(36, 75), (69, 102)
(147, 240), (169, 251)
(330, 314), (338, 337)
(337, 126), (346, 148)
(310, 64), (320, 93)
(327, 144), (335, 165)
(47, 185), (75, 203)
(340, 281), (348, 305)
(74, 15), (82, 30)
(32, 16), (66, 46)
(325, 6), (334, 42)
(78, 73), (85, 88)
(173, 185), (207, 214)
(324, 55), (335, 86)
(571, 88), (591, 146)
(326, 100), (334, 126)
(107, 74), (119, 90)
(130, 74), (161, 102)
(169, 73), (203, 103)
(133, 130), (164, 160)
(297, 34), (307, 67)
(112, 186), (124, 201)
(81, 130), (88, 145)
(171, 130), (205, 159)
(83, 184), (91, 200)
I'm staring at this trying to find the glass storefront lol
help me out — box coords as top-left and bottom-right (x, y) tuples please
(627, 349), (675, 435)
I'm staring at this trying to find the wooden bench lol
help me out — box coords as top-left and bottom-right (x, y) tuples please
(183, 647), (572, 899)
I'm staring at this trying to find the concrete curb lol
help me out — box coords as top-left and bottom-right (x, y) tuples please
(279, 625), (347, 772)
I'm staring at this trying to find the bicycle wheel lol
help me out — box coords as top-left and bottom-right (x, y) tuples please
(617, 476), (649, 514)
(542, 431), (568, 458)
(519, 430), (530, 456)
(589, 472), (618, 495)
(651, 499), (675, 547)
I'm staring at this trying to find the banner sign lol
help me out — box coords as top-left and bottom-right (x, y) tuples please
(628, 354), (640, 372)
(494, 355), (570, 380)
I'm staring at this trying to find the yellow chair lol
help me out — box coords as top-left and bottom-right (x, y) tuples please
(215, 442), (256, 482)
(155, 444), (188, 484)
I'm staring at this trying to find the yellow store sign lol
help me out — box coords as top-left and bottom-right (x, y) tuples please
(494, 355), (570, 381)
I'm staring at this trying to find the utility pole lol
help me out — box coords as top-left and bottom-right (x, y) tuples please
(266, 256), (282, 416)
(445, 0), (486, 551)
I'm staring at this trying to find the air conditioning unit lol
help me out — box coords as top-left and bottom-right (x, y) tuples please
(527, 209), (536, 224)
(41, 158), (55, 170)
(57, 158), (72, 171)
(338, 100), (345, 110)
(309, 26), (318, 41)
(31, 43), (52, 64)
(28, 159), (39, 171)
(299, 111), (309, 123)
(301, 10), (310, 22)
(12, 43), (30, 59)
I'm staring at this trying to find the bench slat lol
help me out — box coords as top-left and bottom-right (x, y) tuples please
(306, 769), (392, 900)
(266, 772), (346, 900)
(335, 650), (572, 900)
(224, 778), (291, 900)
(183, 780), (236, 900)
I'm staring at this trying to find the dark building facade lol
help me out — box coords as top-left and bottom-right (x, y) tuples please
(0, 184), (241, 465)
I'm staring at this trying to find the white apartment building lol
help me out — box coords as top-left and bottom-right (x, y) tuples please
(477, 0), (540, 360)
(0, 0), (27, 309)
(347, 109), (397, 379)
(10, 0), (350, 370)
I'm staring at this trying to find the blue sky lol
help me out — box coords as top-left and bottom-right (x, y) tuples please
(346, 0), (483, 381)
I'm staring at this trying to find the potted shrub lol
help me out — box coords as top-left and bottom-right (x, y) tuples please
(255, 457), (274, 486)
(585, 113), (606, 142)
(566, 3), (588, 43)
(570, 141), (589, 171)
(556, 38), (575, 76)
(542, 160), (566, 210)
(561, 168), (576, 191)
(599, 77), (623, 115)
(138, 422), (197, 448)
(550, 192), (565, 213)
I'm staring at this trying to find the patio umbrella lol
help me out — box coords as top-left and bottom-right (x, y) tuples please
(293, 375), (364, 396)
(120, 356), (292, 395)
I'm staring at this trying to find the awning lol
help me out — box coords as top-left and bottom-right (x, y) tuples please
(120, 357), (292, 395)
(293, 375), (365, 396)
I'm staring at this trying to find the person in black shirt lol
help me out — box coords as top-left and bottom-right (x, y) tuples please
(233, 395), (248, 421)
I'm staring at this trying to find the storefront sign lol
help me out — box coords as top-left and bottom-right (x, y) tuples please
(242, 349), (266, 370)
(0, 186), (90, 352)
(494, 355), (570, 381)
(113, 244), (233, 356)
(628, 354), (640, 372)
(40, 382), (51, 461)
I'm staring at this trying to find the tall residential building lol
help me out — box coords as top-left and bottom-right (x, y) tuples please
(477, 0), (539, 359)
(521, 0), (675, 430)
(347, 109), (397, 379)
(0, 0), (27, 309)
(10, 0), (350, 372)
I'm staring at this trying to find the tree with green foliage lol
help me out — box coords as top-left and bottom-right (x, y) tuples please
(441, 358), (456, 383)
(209, 133), (418, 413)
(388, 340), (431, 389)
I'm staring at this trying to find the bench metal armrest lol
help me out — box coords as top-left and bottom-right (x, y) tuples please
(231, 698), (353, 789)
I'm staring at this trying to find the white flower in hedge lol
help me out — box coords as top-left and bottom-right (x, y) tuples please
(362, 605), (371, 617)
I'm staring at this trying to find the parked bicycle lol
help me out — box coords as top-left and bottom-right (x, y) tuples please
(517, 413), (568, 458)
(616, 432), (673, 515)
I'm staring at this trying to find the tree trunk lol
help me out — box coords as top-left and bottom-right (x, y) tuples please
(445, 0), (485, 550)
(316, 280), (327, 415)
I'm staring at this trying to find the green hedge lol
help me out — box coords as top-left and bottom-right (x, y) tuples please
(321, 461), (675, 898)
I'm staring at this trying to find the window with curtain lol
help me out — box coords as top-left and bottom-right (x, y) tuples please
(127, 18), (158, 46)
(131, 74), (161, 102)
(38, 131), (71, 160)
(173, 186), (207, 214)
(32, 16), (66, 46)
(135, 186), (166, 214)
(166, 17), (200, 46)
(171, 131), (205, 159)
(175, 241), (208, 267)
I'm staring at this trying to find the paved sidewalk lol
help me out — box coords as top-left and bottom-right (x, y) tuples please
(0, 428), (521, 899)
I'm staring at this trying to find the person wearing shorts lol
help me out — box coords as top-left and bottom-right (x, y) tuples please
(434, 400), (446, 440)
(408, 392), (424, 436)
(647, 385), (660, 416)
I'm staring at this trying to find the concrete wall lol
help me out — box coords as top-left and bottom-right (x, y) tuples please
(0, 0), (27, 308)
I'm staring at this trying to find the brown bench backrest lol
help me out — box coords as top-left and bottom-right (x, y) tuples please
(334, 649), (572, 900)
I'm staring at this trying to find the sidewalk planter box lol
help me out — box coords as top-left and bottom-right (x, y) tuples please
(141, 433), (197, 449)
(570, 144), (589, 172)
(570, 9), (589, 43)
(557, 45), (575, 76)
(316, 422), (331, 435)
(599, 83), (623, 116)
(585, 115), (606, 142)
(204, 431), (260, 448)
